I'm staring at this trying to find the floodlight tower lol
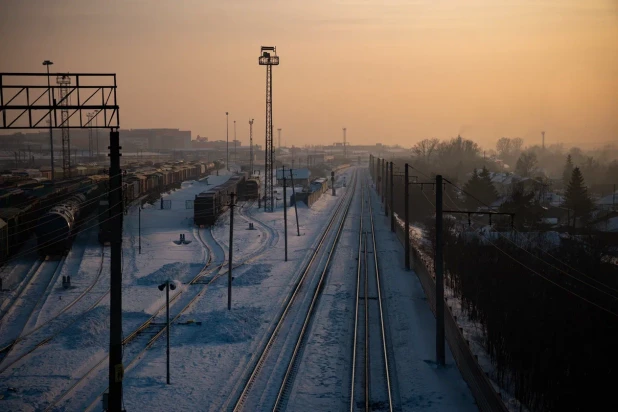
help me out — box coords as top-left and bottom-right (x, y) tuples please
(249, 119), (254, 174)
(56, 74), (72, 178)
(259, 46), (279, 212)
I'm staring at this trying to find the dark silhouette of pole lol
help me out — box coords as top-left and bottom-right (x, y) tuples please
(384, 160), (388, 216)
(138, 207), (141, 254)
(283, 168), (288, 261)
(331, 171), (336, 196)
(166, 281), (170, 384)
(228, 193), (235, 310)
(289, 169), (300, 236)
(404, 164), (410, 270)
(108, 130), (124, 410)
(43, 60), (55, 181)
(435, 174), (445, 366)
(390, 161), (394, 231)
(226, 112), (229, 171)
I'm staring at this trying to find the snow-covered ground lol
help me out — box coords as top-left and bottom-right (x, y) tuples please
(0, 166), (479, 411)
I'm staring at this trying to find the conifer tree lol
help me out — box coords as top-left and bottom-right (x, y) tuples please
(562, 154), (574, 187)
(463, 167), (499, 209)
(563, 167), (593, 227)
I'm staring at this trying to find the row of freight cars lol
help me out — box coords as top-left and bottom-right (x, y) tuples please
(0, 161), (218, 262)
(194, 174), (260, 226)
(0, 176), (106, 262)
(98, 161), (218, 243)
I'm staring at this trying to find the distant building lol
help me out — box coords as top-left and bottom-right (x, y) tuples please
(276, 168), (310, 186)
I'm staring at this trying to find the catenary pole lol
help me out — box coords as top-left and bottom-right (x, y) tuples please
(228, 193), (235, 310)
(404, 164), (410, 270)
(283, 168), (288, 261)
(108, 130), (124, 411)
(290, 169), (300, 236)
(435, 174), (445, 366)
(390, 161), (395, 231)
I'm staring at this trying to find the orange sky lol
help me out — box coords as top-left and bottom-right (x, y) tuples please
(1, 0), (617, 149)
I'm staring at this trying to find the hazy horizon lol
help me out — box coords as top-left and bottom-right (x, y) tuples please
(1, 0), (617, 149)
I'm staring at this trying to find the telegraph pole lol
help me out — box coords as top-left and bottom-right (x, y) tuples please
(108, 130), (124, 410)
(404, 164), (410, 270)
(283, 167), (288, 261)
(435, 175), (445, 366)
(384, 160), (388, 216)
(228, 193), (235, 310)
(249, 119), (254, 174)
(390, 161), (394, 231)
(289, 169), (300, 236)
(234, 120), (237, 166)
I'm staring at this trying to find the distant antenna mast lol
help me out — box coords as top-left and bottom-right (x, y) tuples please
(342, 127), (347, 159)
(541, 131), (545, 149)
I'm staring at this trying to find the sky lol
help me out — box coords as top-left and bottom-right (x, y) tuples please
(1, 0), (617, 149)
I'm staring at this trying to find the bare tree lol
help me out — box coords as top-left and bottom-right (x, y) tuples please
(411, 138), (440, 162)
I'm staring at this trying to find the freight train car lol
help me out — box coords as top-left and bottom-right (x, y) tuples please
(35, 185), (102, 256)
(194, 174), (246, 226)
(243, 178), (260, 201)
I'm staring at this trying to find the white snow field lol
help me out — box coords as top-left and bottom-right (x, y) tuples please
(0, 167), (477, 411)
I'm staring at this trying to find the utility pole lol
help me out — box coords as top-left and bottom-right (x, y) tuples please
(331, 171), (336, 196)
(226, 112), (229, 171)
(289, 169), (300, 236)
(384, 160), (388, 217)
(228, 192), (235, 310)
(390, 161), (394, 231)
(404, 164), (410, 270)
(108, 130), (124, 410)
(283, 167), (288, 261)
(342, 127), (347, 159)
(138, 206), (141, 254)
(234, 120), (237, 166)
(249, 119), (254, 175)
(278, 128), (282, 150)
(43, 60), (55, 181)
(435, 174), (445, 366)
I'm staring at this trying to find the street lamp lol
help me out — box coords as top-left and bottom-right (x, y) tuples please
(226, 112), (229, 171)
(42, 60), (54, 181)
(158, 280), (177, 384)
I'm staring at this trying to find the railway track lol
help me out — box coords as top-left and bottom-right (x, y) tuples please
(0, 246), (108, 373)
(350, 178), (394, 411)
(0, 257), (65, 364)
(49, 207), (279, 411)
(226, 170), (358, 412)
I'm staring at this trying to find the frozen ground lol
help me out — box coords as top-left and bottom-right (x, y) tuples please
(0, 166), (479, 411)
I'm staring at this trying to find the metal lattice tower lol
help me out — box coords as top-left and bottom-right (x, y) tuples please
(87, 112), (95, 159)
(57, 74), (72, 178)
(249, 119), (254, 174)
(259, 46), (279, 212)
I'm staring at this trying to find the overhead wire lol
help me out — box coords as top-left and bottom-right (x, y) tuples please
(442, 184), (618, 301)
(443, 178), (618, 295)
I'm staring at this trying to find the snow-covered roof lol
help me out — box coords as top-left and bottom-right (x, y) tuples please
(596, 192), (618, 206)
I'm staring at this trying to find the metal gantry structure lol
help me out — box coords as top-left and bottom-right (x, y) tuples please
(56, 74), (72, 177)
(249, 118), (254, 174)
(259, 46), (279, 212)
